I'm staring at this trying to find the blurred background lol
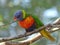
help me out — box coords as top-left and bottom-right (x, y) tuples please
(0, 0), (60, 45)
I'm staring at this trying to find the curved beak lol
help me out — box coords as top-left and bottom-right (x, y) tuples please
(14, 17), (17, 21)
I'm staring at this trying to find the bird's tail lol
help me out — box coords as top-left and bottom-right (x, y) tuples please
(40, 29), (55, 41)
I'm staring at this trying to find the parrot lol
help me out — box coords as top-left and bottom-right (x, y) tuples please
(13, 10), (55, 41)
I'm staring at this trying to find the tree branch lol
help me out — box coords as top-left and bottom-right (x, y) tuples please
(0, 19), (60, 42)
(0, 24), (59, 43)
(0, 18), (60, 45)
(5, 25), (60, 45)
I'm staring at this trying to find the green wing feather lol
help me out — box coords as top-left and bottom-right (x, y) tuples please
(32, 15), (43, 28)
(26, 14), (43, 28)
(31, 15), (55, 41)
(25, 13), (55, 41)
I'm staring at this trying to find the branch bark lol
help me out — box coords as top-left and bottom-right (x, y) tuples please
(0, 24), (59, 43)
(5, 26), (60, 45)
(0, 18), (60, 45)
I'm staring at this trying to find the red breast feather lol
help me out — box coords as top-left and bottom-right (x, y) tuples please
(18, 16), (35, 29)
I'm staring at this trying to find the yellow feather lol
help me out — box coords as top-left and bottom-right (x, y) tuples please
(40, 29), (55, 41)
(22, 10), (25, 18)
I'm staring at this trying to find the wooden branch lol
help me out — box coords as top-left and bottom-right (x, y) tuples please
(0, 18), (60, 45)
(0, 18), (60, 43)
(5, 28), (59, 45)
(0, 24), (59, 43)
(0, 24), (49, 42)
(5, 33), (42, 45)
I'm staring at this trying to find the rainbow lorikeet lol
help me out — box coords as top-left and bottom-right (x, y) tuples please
(13, 10), (55, 41)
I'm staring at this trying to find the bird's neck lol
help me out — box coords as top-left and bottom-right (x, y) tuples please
(18, 14), (31, 21)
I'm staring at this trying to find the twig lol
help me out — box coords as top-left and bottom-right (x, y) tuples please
(5, 34), (42, 45)
(0, 18), (60, 45)
(0, 24), (59, 43)
(5, 26), (60, 45)
(0, 24), (50, 42)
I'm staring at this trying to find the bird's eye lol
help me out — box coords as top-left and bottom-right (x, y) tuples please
(17, 15), (20, 18)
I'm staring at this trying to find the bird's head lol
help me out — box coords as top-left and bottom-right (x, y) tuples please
(14, 10), (26, 21)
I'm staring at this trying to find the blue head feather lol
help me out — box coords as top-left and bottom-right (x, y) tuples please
(14, 10), (23, 21)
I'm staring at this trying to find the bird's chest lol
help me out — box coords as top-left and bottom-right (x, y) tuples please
(18, 16), (35, 29)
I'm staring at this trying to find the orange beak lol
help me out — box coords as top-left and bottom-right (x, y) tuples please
(14, 17), (17, 21)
